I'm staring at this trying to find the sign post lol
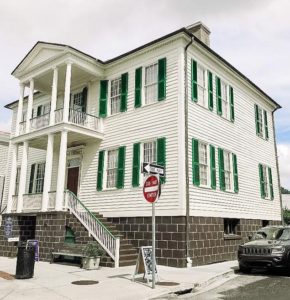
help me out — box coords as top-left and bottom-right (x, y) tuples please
(142, 174), (159, 289)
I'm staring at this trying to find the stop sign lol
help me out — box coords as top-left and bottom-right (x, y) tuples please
(143, 175), (159, 203)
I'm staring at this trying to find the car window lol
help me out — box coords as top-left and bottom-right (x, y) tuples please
(252, 227), (280, 240)
(277, 228), (290, 240)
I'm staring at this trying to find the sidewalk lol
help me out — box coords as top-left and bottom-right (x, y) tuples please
(0, 256), (237, 300)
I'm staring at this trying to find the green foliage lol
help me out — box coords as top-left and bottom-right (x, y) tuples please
(283, 209), (290, 225)
(83, 242), (104, 258)
(281, 187), (290, 194)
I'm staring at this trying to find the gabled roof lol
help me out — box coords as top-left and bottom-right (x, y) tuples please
(7, 27), (281, 109)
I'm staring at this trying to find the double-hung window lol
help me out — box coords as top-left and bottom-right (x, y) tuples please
(255, 104), (269, 140)
(192, 139), (216, 189)
(132, 138), (166, 187)
(28, 162), (45, 194)
(259, 164), (274, 199)
(218, 148), (239, 193)
(223, 151), (232, 191)
(145, 63), (158, 104)
(106, 150), (118, 188)
(15, 167), (21, 195)
(143, 141), (157, 164)
(197, 65), (207, 107)
(199, 142), (209, 186)
(110, 78), (122, 115)
(97, 146), (126, 191)
(224, 218), (240, 235)
(220, 80), (229, 119)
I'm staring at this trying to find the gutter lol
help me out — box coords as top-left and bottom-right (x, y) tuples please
(272, 107), (284, 225)
(184, 36), (193, 267)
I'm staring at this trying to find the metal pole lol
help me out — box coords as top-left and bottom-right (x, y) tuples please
(152, 201), (155, 289)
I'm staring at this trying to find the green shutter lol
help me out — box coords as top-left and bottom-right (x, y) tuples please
(232, 153), (239, 193)
(158, 58), (166, 101)
(191, 59), (198, 102)
(259, 164), (265, 198)
(216, 76), (222, 115)
(28, 164), (36, 194)
(132, 143), (140, 187)
(268, 167), (274, 200)
(229, 86), (235, 122)
(255, 104), (260, 135)
(135, 67), (142, 108)
(218, 148), (225, 191)
(99, 80), (108, 118)
(157, 138), (166, 184)
(192, 139), (200, 186)
(97, 151), (104, 191)
(208, 71), (213, 110)
(120, 73), (128, 112)
(210, 145), (216, 189)
(82, 87), (88, 113)
(264, 110), (269, 139)
(117, 146), (126, 189)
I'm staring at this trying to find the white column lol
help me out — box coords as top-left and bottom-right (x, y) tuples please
(50, 67), (58, 125)
(55, 130), (68, 210)
(63, 63), (72, 122)
(15, 83), (25, 136)
(17, 141), (29, 213)
(26, 79), (34, 133)
(7, 143), (18, 213)
(42, 134), (54, 211)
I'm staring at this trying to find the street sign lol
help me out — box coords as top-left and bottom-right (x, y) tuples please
(143, 175), (159, 203)
(142, 163), (165, 177)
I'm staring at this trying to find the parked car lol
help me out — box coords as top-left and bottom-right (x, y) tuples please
(248, 225), (283, 241)
(238, 226), (290, 273)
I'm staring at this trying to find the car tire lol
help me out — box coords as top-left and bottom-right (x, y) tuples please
(239, 264), (251, 274)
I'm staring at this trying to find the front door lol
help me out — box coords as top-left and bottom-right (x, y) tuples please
(67, 167), (79, 196)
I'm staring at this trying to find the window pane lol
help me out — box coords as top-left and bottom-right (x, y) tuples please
(263, 165), (269, 198)
(145, 63), (158, 104)
(224, 151), (231, 190)
(221, 81), (228, 118)
(110, 78), (121, 115)
(35, 163), (45, 193)
(197, 65), (206, 106)
(143, 141), (157, 164)
(106, 150), (118, 188)
(199, 142), (208, 186)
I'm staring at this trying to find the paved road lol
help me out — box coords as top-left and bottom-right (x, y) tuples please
(191, 270), (290, 300)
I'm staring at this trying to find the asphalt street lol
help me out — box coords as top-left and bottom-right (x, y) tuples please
(190, 270), (290, 300)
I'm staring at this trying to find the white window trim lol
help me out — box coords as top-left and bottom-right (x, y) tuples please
(198, 141), (210, 188)
(220, 79), (230, 120)
(109, 77), (122, 116)
(141, 61), (159, 107)
(223, 150), (233, 192)
(103, 148), (119, 191)
(257, 106), (268, 140)
(29, 162), (45, 194)
(261, 164), (271, 199)
(196, 63), (208, 108)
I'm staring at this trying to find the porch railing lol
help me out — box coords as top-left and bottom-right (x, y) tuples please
(19, 121), (26, 135)
(30, 113), (50, 131)
(65, 190), (120, 267)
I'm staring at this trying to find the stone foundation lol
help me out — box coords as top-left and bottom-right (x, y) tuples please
(0, 212), (93, 261)
(109, 216), (281, 268)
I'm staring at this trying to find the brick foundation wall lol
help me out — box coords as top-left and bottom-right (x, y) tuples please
(109, 216), (281, 268)
(0, 212), (93, 262)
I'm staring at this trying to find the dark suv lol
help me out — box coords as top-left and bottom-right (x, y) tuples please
(238, 226), (290, 273)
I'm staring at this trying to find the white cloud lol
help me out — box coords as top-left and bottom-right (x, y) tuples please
(278, 144), (290, 189)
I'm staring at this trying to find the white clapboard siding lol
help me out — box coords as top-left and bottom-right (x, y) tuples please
(78, 42), (184, 217)
(187, 46), (281, 221)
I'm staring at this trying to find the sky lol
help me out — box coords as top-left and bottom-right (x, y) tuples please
(0, 0), (289, 188)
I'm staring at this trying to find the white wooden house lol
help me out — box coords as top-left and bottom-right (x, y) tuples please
(0, 22), (282, 267)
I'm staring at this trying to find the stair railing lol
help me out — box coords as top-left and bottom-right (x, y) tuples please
(64, 190), (120, 267)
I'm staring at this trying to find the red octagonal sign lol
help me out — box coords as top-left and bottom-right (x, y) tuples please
(143, 175), (159, 203)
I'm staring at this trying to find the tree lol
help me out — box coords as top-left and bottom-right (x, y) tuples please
(281, 187), (290, 194)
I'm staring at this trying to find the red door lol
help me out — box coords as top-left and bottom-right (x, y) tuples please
(67, 167), (79, 195)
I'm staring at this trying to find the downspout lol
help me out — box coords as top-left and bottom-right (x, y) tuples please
(272, 107), (284, 225)
(184, 34), (193, 267)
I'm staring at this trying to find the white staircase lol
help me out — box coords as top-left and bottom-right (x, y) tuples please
(65, 190), (120, 267)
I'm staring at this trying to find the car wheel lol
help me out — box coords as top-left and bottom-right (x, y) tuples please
(239, 264), (251, 274)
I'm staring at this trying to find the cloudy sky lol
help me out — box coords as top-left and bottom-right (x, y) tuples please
(0, 0), (289, 188)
